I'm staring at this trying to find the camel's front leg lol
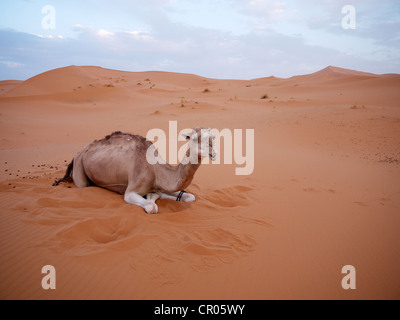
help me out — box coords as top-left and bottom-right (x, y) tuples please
(146, 193), (161, 203)
(124, 191), (159, 214)
(159, 191), (196, 202)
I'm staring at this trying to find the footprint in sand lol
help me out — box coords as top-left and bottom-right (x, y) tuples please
(127, 227), (256, 278)
(354, 201), (368, 207)
(203, 185), (254, 208)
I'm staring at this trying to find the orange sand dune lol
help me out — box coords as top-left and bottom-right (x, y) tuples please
(0, 66), (399, 299)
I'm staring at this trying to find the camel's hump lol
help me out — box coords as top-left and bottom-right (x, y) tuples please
(93, 131), (152, 148)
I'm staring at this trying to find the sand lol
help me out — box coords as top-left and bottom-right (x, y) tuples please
(0, 65), (399, 299)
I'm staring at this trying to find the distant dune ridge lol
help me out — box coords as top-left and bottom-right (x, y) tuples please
(1, 64), (397, 96)
(0, 65), (399, 299)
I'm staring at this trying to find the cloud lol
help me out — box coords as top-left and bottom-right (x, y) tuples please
(290, 0), (400, 46)
(124, 30), (155, 42)
(239, 0), (286, 19)
(1, 8), (399, 82)
(1, 0), (399, 81)
(0, 60), (24, 68)
(36, 34), (64, 39)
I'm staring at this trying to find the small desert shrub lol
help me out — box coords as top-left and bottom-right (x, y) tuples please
(203, 88), (210, 93)
(260, 93), (269, 99)
(351, 104), (366, 109)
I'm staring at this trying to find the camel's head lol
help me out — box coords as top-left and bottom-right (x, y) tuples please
(182, 127), (217, 162)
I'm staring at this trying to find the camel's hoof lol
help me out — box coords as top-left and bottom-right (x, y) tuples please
(182, 194), (195, 202)
(145, 203), (158, 214)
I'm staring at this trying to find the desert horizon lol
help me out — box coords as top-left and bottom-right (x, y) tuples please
(3, 63), (399, 83)
(1, 64), (399, 299)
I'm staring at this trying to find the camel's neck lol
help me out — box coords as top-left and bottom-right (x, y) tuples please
(154, 153), (201, 193)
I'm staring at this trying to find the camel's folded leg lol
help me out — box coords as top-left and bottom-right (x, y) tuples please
(159, 191), (196, 202)
(72, 155), (91, 188)
(124, 191), (158, 214)
(146, 193), (161, 203)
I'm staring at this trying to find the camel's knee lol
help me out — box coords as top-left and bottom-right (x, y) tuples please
(124, 191), (159, 214)
(71, 157), (90, 188)
(72, 170), (90, 188)
(146, 193), (161, 203)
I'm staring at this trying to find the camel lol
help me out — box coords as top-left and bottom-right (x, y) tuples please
(53, 127), (216, 214)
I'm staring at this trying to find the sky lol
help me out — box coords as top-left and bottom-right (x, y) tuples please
(0, 0), (399, 80)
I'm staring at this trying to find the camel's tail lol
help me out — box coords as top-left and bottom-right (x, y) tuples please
(52, 159), (74, 186)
